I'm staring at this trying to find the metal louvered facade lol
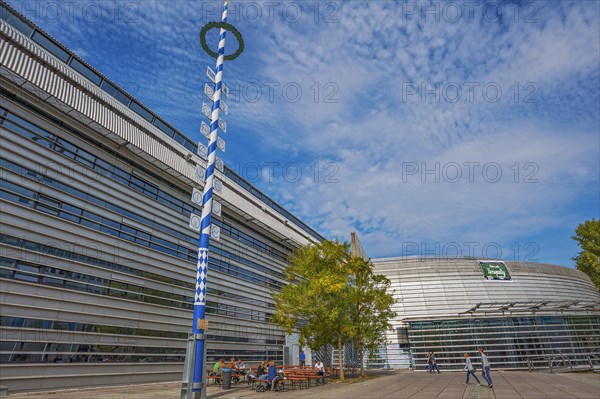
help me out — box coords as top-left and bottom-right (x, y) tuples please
(0, 4), (323, 393)
(371, 257), (600, 371)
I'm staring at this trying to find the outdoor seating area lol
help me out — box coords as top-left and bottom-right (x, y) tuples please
(248, 365), (324, 392)
(248, 364), (365, 392)
(204, 363), (360, 393)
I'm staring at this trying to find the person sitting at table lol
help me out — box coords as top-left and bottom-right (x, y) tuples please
(247, 360), (266, 385)
(235, 358), (246, 373)
(211, 358), (224, 376)
(267, 360), (282, 391)
(315, 359), (326, 385)
(227, 356), (236, 369)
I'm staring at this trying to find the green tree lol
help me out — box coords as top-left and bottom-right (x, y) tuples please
(273, 240), (353, 381)
(347, 257), (396, 378)
(572, 218), (600, 291)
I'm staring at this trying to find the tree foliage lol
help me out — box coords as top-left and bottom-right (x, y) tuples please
(347, 257), (396, 377)
(273, 240), (396, 380)
(572, 218), (600, 291)
(273, 240), (353, 380)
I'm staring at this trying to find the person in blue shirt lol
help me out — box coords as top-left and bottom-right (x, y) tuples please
(267, 361), (282, 391)
(300, 351), (306, 366)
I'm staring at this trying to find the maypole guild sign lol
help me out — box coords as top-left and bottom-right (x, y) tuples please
(479, 260), (512, 281)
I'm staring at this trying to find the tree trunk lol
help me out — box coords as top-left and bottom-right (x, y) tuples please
(338, 334), (345, 381)
(323, 345), (328, 369)
(359, 342), (365, 378)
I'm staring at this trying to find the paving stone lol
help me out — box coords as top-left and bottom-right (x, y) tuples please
(7, 370), (599, 399)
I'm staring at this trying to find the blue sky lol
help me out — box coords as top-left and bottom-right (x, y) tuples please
(15, 0), (599, 266)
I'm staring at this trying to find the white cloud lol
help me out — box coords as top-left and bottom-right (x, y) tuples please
(41, 1), (599, 264)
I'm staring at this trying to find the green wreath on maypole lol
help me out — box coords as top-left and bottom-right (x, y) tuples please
(200, 21), (244, 61)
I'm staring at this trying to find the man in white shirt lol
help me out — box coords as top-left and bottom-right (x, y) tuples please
(314, 360), (326, 385)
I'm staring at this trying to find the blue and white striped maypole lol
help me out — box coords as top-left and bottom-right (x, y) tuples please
(192, 0), (229, 395)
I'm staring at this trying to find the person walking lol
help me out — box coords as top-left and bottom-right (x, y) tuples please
(426, 352), (432, 373)
(300, 351), (306, 366)
(463, 353), (481, 385)
(479, 348), (493, 388)
(430, 352), (441, 373)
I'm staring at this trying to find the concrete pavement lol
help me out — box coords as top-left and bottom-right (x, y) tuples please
(7, 370), (599, 399)
(216, 370), (599, 399)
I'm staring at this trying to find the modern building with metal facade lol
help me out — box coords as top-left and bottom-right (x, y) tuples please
(372, 257), (600, 371)
(0, 3), (324, 392)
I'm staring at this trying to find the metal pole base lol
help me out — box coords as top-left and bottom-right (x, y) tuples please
(181, 334), (208, 399)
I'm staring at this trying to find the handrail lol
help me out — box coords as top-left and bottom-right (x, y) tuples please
(586, 354), (600, 368)
(548, 353), (572, 373)
(526, 357), (547, 372)
(526, 351), (600, 373)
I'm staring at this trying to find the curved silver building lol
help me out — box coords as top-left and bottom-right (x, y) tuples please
(372, 257), (600, 370)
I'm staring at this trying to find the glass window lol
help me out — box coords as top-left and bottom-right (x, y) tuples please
(82, 211), (102, 222)
(64, 280), (87, 291)
(0, 257), (15, 267)
(75, 154), (94, 168)
(0, 189), (23, 204)
(94, 158), (112, 173)
(84, 195), (105, 208)
(60, 211), (80, 223)
(53, 139), (77, 155)
(35, 203), (59, 216)
(153, 118), (175, 137)
(76, 148), (96, 163)
(42, 276), (64, 287)
(6, 114), (56, 140)
(0, 268), (13, 278)
(183, 140), (196, 152)
(81, 219), (100, 230)
(0, 235), (20, 247)
(99, 225), (118, 236)
(4, 120), (32, 140)
(173, 133), (187, 146)
(69, 58), (102, 85)
(136, 231), (151, 241)
(60, 203), (81, 215)
(102, 219), (120, 229)
(129, 101), (153, 122)
(31, 31), (70, 62)
(100, 81), (131, 106)
(0, 5), (34, 36)
(14, 267), (38, 282)
(37, 194), (60, 207)
(144, 183), (158, 195)
(120, 225), (136, 235)
(119, 232), (135, 242)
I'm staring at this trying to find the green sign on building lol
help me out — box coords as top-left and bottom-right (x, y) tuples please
(480, 261), (512, 281)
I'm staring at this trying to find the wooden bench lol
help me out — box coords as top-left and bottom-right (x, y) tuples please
(309, 373), (324, 386)
(284, 375), (309, 390)
(251, 377), (287, 392)
(206, 373), (222, 385)
(251, 378), (269, 390)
